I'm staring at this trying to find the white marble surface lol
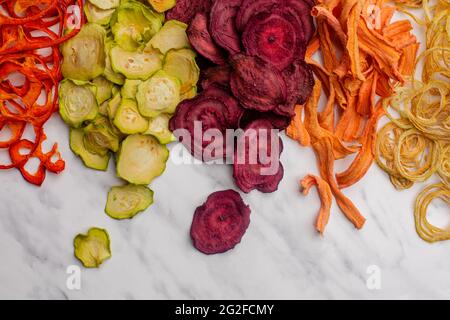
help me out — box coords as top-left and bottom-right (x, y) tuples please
(0, 9), (448, 300)
(0, 114), (448, 300)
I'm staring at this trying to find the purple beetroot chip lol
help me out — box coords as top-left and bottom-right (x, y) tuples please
(209, 0), (242, 55)
(169, 86), (244, 161)
(187, 13), (227, 65)
(275, 59), (315, 117)
(190, 189), (251, 255)
(233, 119), (284, 193)
(230, 54), (287, 112)
(166, 0), (212, 24)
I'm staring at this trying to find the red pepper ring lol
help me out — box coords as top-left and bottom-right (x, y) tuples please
(8, 132), (65, 186)
(0, 0), (58, 25)
(0, 120), (26, 148)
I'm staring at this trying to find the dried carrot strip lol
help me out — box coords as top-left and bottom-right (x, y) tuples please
(301, 175), (333, 234)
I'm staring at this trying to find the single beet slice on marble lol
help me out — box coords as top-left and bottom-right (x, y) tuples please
(190, 190), (251, 254)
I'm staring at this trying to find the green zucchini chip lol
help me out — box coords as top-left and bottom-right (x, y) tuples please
(59, 79), (98, 128)
(110, 45), (162, 80)
(116, 134), (169, 185)
(92, 76), (114, 105)
(144, 114), (176, 145)
(84, 2), (115, 25)
(136, 70), (181, 117)
(70, 128), (110, 171)
(148, 20), (190, 55)
(105, 184), (154, 219)
(61, 23), (106, 81)
(74, 227), (111, 268)
(84, 116), (121, 155)
(107, 91), (122, 120)
(104, 40), (126, 85)
(163, 49), (200, 94)
(111, 0), (163, 51)
(113, 98), (149, 134)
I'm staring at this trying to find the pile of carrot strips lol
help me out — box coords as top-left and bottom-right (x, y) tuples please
(287, 0), (419, 233)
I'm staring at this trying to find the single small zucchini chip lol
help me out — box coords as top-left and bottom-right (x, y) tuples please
(84, 2), (115, 25)
(92, 76), (114, 105)
(136, 70), (181, 117)
(111, 0), (163, 51)
(116, 134), (169, 185)
(163, 48), (200, 94)
(121, 79), (142, 99)
(147, 0), (176, 13)
(105, 184), (154, 219)
(113, 98), (149, 135)
(144, 113), (176, 144)
(148, 20), (190, 55)
(110, 45), (163, 80)
(59, 79), (98, 128)
(84, 116), (121, 155)
(61, 23), (106, 81)
(74, 227), (112, 268)
(70, 128), (110, 171)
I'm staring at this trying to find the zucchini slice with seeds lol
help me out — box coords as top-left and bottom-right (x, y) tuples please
(70, 128), (110, 171)
(110, 46), (162, 80)
(105, 184), (154, 219)
(113, 98), (149, 134)
(116, 134), (169, 185)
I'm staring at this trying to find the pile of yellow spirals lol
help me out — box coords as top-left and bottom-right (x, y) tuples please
(376, 0), (449, 243)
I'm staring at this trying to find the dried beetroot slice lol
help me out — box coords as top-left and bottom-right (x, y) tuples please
(166, 0), (212, 24)
(190, 190), (251, 255)
(201, 65), (231, 90)
(236, 0), (281, 32)
(242, 10), (302, 70)
(169, 86), (243, 161)
(187, 13), (227, 65)
(230, 54), (287, 112)
(275, 60), (315, 116)
(240, 110), (291, 130)
(209, 0), (242, 55)
(233, 119), (284, 193)
(286, 0), (315, 42)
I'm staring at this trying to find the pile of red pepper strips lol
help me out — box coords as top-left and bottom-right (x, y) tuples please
(0, 0), (83, 185)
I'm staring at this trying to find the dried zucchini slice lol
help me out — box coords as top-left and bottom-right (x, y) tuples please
(110, 46), (162, 80)
(84, 2), (115, 25)
(116, 134), (169, 185)
(144, 113), (176, 144)
(147, 0), (176, 13)
(136, 70), (181, 117)
(61, 23), (106, 81)
(59, 79), (98, 128)
(93, 76), (114, 105)
(113, 98), (149, 134)
(121, 79), (142, 99)
(70, 128), (110, 171)
(148, 20), (190, 54)
(84, 116), (121, 155)
(163, 49), (200, 94)
(74, 227), (112, 268)
(105, 184), (154, 219)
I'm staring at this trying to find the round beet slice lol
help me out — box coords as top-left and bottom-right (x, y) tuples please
(191, 190), (251, 255)
(236, 0), (282, 32)
(233, 119), (285, 193)
(166, 0), (212, 24)
(169, 86), (244, 161)
(230, 54), (287, 112)
(209, 0), (242, 55)
(187, 13), (227, 65)
(242, 11), (300, 70)
(275, 59), (315, 117)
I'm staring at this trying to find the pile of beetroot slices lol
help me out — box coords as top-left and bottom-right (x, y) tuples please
(169, 0), (315, 194)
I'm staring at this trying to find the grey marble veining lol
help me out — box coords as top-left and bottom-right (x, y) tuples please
(0, 115), (448, 300)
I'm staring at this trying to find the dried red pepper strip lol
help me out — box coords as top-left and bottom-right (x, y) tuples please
(0, 0), (83, 186)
